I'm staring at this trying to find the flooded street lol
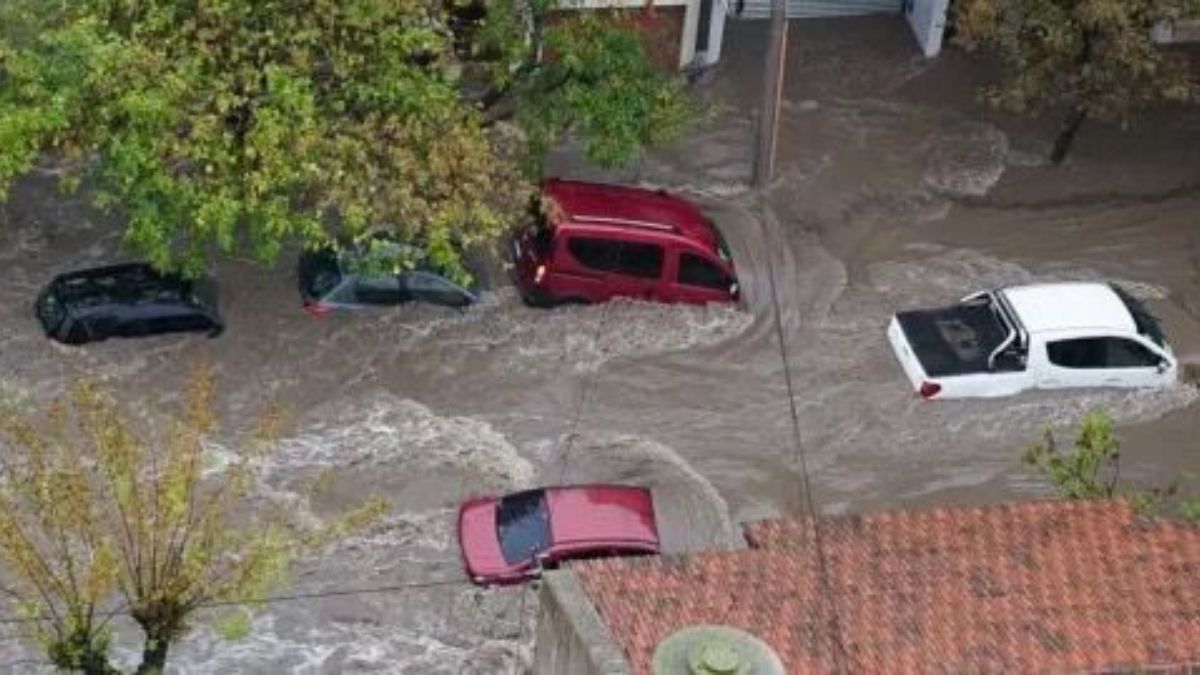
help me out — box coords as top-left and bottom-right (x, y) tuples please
(2, 16), (1199, 673)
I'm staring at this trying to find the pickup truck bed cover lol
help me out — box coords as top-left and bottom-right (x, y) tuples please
(895, 303), (1008, 377)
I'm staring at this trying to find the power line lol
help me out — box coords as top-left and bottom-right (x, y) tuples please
(0, 658), (51, 671)
(0, 576), (471, 626)
(756, 200), (849, 672)
(555, 244), (622, 484)
(555, 302), (613, 484)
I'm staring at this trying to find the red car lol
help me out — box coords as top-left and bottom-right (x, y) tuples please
(511, 179), (739, 307)
(457, 485), (660, 585)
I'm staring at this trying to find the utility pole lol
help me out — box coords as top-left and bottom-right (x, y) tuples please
(752, 0), (788, 188)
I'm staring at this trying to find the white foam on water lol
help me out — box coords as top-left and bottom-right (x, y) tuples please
(170, 611), (518, 675)
(921, 122), (1010, 198)
(270, 393), (534, 489)
(546, 431), (742, 553)
(460, 296), (754, 374)
(153, 394), (540, 674)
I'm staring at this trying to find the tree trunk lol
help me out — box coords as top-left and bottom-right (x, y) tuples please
(1050, 107), (1088, 165)
(136, 633), (171, 675)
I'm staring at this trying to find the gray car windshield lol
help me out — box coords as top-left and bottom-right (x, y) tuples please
(496, 489), (551, 566)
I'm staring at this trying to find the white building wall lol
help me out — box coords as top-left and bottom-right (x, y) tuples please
(904, 0), (949, 57)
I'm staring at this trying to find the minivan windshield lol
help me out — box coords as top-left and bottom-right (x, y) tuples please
(496, 489), (551, 565)
(709, 219), (732, 263)
(528, 196), (555, 257)
(1112, 284), (1166, 347)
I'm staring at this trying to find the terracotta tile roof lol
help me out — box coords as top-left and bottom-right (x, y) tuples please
(574, 500), (1200, 674)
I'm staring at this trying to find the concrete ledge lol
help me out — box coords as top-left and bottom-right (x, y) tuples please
(1154, 18), (1200, 44)
(533, 571), (631, 675)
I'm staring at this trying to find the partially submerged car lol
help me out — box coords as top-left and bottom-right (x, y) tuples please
(511, 179), (739, 307)
(888, 282), (1177, 399)
(298, 240), (477, 316)
(457, 485), (660, 586)
(35, 263), (222, 345)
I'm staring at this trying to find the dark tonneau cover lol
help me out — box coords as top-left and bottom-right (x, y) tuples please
(895, 303), (1009, 377)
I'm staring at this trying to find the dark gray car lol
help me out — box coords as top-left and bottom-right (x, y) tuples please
(298, 245), (477, 316)
(35, 263), (223, 345)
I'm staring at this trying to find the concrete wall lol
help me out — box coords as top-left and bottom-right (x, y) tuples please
(533, 571), (630, 675)
(1154, 18), (1200, 44)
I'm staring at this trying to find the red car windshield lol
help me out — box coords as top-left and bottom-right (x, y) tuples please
(527, 197), (555, 257)
(496, 489), (552, 565)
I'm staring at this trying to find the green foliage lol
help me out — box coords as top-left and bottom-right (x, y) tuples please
(212, 608), (253, 641)
(0, 0), (692, 277)
(516, 11), (693, 170)
(1024, 409), (1200, 523)
(0, 366), (384, 672)
(1022, 409), (1120, 499)
(1180, 497), (1200, 522)
(954, 0), (1200, 160)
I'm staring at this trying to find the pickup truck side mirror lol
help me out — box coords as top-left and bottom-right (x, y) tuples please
(1156, 360), (1170, 375)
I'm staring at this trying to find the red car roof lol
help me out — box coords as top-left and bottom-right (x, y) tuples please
(541, 179), (718, 250)
(546, 485), (659, 548)
(457, 485), (659, 584)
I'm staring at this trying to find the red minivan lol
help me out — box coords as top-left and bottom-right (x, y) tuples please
(511, 179), (739, 307)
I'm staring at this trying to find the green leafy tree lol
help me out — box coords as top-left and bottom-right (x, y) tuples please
(473, 1), (692, 170)
(1024, 408), (1200, 522)
(954, 0), (1200, 163)
(0, 0), (692, 278)
(0, 368), (385, 674)
(1023, 408), (1121, 499)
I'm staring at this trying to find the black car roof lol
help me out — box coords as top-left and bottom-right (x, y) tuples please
(51, 263), (198, 311)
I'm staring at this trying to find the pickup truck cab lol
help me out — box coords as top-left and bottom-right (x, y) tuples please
(888, 282), (1177, 399)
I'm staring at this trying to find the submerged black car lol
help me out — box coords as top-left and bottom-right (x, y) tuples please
(35, 263), (223, 345)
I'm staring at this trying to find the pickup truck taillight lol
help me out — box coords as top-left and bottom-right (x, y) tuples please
(919, 381), (942, 399)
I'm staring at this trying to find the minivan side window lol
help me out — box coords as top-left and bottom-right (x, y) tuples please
(617, 242), (664, 279)
(678, 253), (731, 290)
(1047, 337), (1161, 369)
(567, 237), (621, 272)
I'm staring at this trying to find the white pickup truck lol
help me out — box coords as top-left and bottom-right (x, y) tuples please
(888, 282), (1177, 399)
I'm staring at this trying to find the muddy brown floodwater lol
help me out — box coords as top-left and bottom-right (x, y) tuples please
(1, 16), (1199, 674)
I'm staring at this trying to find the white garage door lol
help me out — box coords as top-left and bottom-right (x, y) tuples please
(736, 0), (903, 20)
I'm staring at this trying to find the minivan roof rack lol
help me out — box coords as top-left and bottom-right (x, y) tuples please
(572, 214), (680, 233)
